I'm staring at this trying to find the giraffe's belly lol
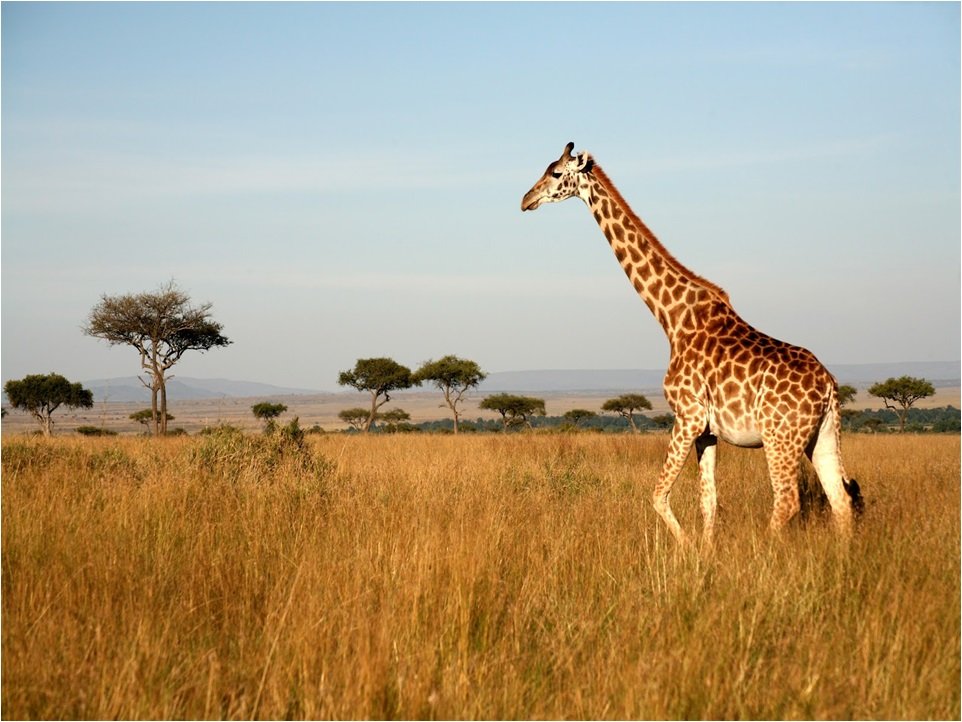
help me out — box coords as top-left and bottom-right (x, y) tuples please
(708, 408), (763, 448)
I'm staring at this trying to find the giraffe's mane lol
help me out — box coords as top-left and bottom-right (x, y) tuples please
(589, 160), (730, 303)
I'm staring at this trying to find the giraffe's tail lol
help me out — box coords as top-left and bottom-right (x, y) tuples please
(828, 380), (865, 517)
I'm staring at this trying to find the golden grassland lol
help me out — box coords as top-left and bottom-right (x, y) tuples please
(2, 431), (959, 719)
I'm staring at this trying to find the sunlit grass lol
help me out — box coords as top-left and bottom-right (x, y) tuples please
(2, 432), (959, 719)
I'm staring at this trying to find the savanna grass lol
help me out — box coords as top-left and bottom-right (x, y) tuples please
(2, 432), (959, 719)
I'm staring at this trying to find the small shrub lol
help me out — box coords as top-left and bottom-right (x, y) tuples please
(191, 421), (333, 484)
(199, 424), (242, 436)
(76, 426), (118, 437)
(279, 416), (305, 445)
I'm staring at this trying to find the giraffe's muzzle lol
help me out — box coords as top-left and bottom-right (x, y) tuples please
(521, 189), (541, 211)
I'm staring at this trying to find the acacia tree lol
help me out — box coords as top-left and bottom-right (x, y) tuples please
(650, 413), (675, 430)
(337, 357), (418, 432)
(837, 384), (859, 428)
(479, 393), (545, 431)
(868, 376), (935, 433)
(563, 409), (597, 428)
(601, 393), (652, 433)
(83, 281), (231, 436)
(838, 384), (858, 407)
(130, 409), (174, 434)
(338, 407), (370, 432)
(414, 355), (486, 434)
(378, 408), (412, 433)
(251, 402), (288, 434)
(4, 373), (93, 437)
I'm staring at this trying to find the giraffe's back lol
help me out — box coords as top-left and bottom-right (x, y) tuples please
(668, 306), (836, 448)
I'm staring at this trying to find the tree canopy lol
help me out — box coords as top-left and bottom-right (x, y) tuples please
(130, 409), (174, 433)
(479, 393), (546, 431)
(837, 384), (858, 407)
(84, 281), (230, 436)
(563, 409), (597, 428)
(4, 373), (93, 436)
(252, 402), (288, 420)
(868, 376), (936, 433)
(378, 408), (413, 433)
(338, 408), (370, 432)
(601, 393), (652, 433)
(337, 357), (418, 432)
(414, 355), (486, 434)
(251, 402), (288, 433)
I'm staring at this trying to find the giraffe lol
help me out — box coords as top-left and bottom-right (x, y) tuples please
(521, 142), (863, 545)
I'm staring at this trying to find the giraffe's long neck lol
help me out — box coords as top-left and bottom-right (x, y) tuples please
(582, 165), (729, 341)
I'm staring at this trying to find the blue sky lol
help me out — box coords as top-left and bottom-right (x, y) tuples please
(3, 2), (959, 391)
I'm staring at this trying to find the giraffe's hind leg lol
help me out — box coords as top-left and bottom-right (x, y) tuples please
(805, 412), (854, 537)
(762, 431), (806, 532)
(695, 432), (718, 547)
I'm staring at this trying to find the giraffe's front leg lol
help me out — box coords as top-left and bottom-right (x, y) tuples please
(695, 432), (718, 548)
(652, 412), (707, 544)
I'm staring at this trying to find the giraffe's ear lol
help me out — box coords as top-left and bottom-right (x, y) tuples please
(575, 153), (594, 173)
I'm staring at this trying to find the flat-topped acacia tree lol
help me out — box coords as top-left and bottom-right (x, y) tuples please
(338, 408), (370, 432)
(414, 355), (486, 434)
(130, 409), (174, 434)
(479, 393), (545, 432)
(601, 393), (652, 434)
(337, 357), (418, 433)
(251, 402), (288, 434)
(84, 281), (230, 436)
(563, 408), (598, 428)
(868, 376), (935, 433)
(4, 373), (93, 437)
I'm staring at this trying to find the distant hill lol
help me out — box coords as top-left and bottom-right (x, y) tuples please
(480, 361), (961, 393)
(58, 361), (959, 402)
(82, 377), (321, 403)
(826, 362), (960, 387)
(479, 369), (666, 393)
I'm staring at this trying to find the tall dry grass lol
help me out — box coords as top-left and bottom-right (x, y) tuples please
(2, 431), (959, 719)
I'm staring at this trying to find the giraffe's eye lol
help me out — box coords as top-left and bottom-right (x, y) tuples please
(550, 171), (562, 179)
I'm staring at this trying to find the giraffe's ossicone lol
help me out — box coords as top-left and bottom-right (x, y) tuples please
(522, 142), (863, 545)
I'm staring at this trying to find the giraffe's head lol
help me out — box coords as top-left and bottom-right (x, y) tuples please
(521, 141), (594, 212)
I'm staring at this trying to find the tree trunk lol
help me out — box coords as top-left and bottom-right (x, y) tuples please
(627, 413), (639, 434)
(447, 397), (460, 434)
(36, 410), (52, 437)
(149, 349), (161, 436)
(443, 388), (460, 434)
(159, 379), (168, 436)
(364, 392), (379, 433)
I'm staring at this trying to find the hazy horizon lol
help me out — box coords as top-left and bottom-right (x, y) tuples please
(73, 360), (962, 401)
(3, 3), (959, 390)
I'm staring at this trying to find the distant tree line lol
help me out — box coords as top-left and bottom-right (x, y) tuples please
(840, 406), (960, 434)
(407, 413), (676, 435)
(1, 278), (957, 438)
